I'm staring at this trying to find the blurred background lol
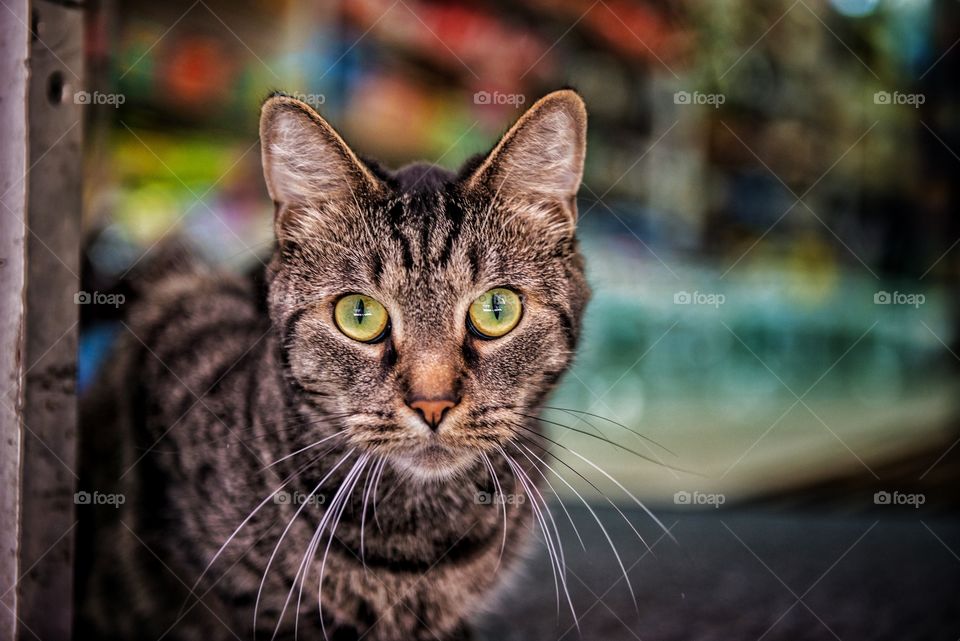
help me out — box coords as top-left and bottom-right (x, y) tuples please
(79, 0), (960, 511)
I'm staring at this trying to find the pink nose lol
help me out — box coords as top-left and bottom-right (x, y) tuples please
(408, 398), (457, 430)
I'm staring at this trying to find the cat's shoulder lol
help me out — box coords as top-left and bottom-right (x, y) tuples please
(122, 241), (268, 351)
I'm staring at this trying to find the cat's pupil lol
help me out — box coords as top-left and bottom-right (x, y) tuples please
(353, 299), (365, 325)
(492, 294), (503, 321)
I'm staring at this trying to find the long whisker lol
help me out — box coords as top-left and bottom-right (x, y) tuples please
(514, 411), (699, 476)
(263, 430), (348, 469)
(478, 451), (508, 569)
(565, 447), (676, 545)
(290, 517), (327, 641)
(304, 458), (368, 639)
(542, 405), (678, 456)
(498, 445), (577, 626)
(273, 453), (365, 641)
(513, 439), (639, 611)
(508, 422), (658, 552)
(316, 455), (370, 639)
(141, 412), (354, 453)
(165, 511), (287, 639)
(359, 456), (382, 573)
(501, 447), (559, 614)
(371, 456), (387, 532)
(182, 448), (327, 618)
(254, 450), (354, 634)
(507, 451), (568, 573)
(511, 444), (586, 551)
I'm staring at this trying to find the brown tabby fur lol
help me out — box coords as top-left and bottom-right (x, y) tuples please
(77, 90), (590, 641)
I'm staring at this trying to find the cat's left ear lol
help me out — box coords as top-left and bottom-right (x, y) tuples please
(465, 90), (587, 233)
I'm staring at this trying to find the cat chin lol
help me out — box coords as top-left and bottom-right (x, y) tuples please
(388, 446), (478, 484)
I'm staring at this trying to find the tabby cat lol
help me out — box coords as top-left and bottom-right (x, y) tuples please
(77, 89), (590, 641)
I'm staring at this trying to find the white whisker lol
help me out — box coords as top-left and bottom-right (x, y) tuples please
(359, 456), (383, 573)
(254, 449), (354, 633)
(316, 455), (370, 639)
(566, 448), (675, 545)
(371, 456), (387, 532)
(264, 430), (347, 469)
(512, 444), (586, 551)
(479, 451), (508, 570)
(510, 422), (661, 554)
(497, 445), (576, 624)
(516, 439), (638, 610)
(182, 449), (326, 618)
(269, 453), (363, 641)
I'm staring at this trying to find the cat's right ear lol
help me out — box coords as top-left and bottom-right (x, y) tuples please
(259, 94), (383, 222)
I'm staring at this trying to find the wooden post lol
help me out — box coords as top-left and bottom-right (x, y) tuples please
(14, 0), (84, 639)
(0, 1), (30, 639)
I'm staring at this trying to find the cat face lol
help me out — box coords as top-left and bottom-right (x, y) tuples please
(260, 91), (589, 480)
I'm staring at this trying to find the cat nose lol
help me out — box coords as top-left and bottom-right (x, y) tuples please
(408, 398), (457, 431)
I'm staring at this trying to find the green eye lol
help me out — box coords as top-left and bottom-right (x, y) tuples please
(334, 294), (389, 342)
(468, 288), (522, 338)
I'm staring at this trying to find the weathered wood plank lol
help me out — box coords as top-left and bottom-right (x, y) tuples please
(17, 1), (84, 638)
(0, 2), (30, 639)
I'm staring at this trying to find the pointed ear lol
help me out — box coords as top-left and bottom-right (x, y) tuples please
(465, 90), (587, 231)
(259, 95), (384, 219)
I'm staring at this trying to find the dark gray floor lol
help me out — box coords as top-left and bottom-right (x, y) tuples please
(479, 507), (960, 641)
